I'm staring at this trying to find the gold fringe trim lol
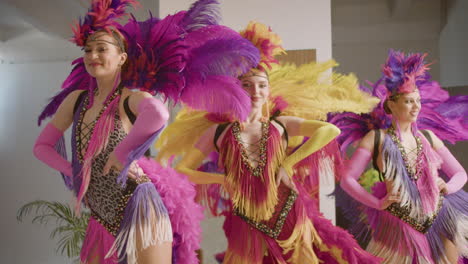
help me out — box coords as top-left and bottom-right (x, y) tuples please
(223, 240), (269, 264)
(367, 239), (433, 264)
(277, 218), (321, 264)
(224, 129), (284, 221)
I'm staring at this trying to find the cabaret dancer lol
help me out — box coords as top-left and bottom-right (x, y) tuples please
(333, 50), (468, 263)
(32, 0), (260, 263)
(156, 21), (382, 264)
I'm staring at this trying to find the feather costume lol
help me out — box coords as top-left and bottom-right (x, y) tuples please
(332, 50), (468, 263)
(35, 0), (261, 263)
(156, 21), (382, 264)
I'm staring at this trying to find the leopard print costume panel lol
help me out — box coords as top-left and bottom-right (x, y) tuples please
(75, 94), (142, 236)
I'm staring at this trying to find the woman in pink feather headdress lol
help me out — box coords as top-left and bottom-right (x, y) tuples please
(333, 50), (468, 263)
(32, 0), (262, 263)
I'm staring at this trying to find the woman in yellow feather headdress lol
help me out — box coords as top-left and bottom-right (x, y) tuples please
(156, 21), (381, 264)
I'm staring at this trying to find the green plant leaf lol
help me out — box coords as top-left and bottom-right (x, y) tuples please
(17, 200), (90, 259)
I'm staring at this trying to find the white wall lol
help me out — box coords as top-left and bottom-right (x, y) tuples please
(160, 1), (333, 262)
(439, 0), (468, 87)
(161, 0), (332, 61)
(332, 0), (442, 83)
(0, 62), (75, 264)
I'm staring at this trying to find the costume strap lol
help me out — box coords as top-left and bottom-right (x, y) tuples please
(123, 96), (136, 123)
(372, 129), (386, 182)
(214, 123), (230, 152)
(420, 130), (433, 147)
(73, 91), (88, 115)
(271, 117), (289, 145)
(372, 129), (380, 170)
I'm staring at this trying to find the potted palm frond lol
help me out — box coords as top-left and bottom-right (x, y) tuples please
(17, 200), (90, 261)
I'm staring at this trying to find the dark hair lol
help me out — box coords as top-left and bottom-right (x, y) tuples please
(383, 100), (391, 114)
(383, 93), (403, 114)
(109, 29), (127, 53)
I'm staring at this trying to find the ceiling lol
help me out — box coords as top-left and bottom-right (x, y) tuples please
(0, 0), (159, 63)
(0, 0), (447, 64)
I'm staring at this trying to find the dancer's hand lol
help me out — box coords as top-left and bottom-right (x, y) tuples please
(436, 177), (448, 195)
(276, 167), (298, 192)
(380, 179), (401, 210)
(295, 166), (310, 178)
(380, 193), (401, 210)
(103, 152), (143, 180)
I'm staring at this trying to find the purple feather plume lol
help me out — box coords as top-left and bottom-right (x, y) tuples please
(435, 95), (468, 125)
(120, 15), (187, 101)
(186, 34), (260, 78)
(181, 75), (252, 121)
(39, 0), (260, 124)
(179, 25), (259, 120)
(181, 0), (221, 32)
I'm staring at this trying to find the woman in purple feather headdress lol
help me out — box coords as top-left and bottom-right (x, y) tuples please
(334, 50), (468, 263)
(32, 0), (261, 263)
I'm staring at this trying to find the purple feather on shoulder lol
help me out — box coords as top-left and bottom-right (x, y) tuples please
(186, 35), (260, 78)
(180, 25), (259, 120)
(120, 14), (187, 101)
(181, 0), (221, 32)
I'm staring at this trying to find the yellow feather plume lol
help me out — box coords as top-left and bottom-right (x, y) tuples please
(268, 60), (380, 120)
(155, 108), (214, 165)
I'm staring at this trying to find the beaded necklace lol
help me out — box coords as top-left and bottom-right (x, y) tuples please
(232, 121), (269, 177)
(76, 87), (122, 161)
(388, 126), (423, 180)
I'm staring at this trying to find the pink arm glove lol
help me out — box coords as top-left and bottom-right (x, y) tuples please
(340, 147), (383, 209)
(114, 97), (169, 164)
(437, 146), (467, 194)
(33, 123), (73, 177)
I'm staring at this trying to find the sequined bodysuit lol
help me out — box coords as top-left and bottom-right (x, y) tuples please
(74, 93), (145, 236)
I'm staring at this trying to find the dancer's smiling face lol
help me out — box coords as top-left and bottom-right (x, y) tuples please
(83, 31), (127, 78)
(387, 90), (421, 123)
(240, 70), (270, 108)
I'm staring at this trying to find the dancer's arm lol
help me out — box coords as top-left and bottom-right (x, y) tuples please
(176, 125), (225, 184)
(427, 130), (467, 194)
(33, 90), (82, 177)
(340, 130), (399, 210)
(277, 116), (341, 176)
(104, 92), (169, 174)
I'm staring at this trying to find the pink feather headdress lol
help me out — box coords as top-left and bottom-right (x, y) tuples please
(71, 0), (138, 47)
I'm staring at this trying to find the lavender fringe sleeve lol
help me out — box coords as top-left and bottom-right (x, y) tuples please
(106, 181), (173, 264)
(117, 126), (164, 186)
(55, 135), (74, 190)
(107, 127), (173, 264)
(337, 179), (468, 263)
